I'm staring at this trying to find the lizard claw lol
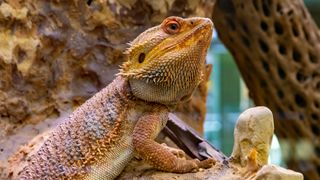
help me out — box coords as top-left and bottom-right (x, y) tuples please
(174, 158), (214, 173)
(172, 149), (186, 159)
(189, 159), (201, 172)
(197, 158), (215, 169)
(189, 158), (215, 172)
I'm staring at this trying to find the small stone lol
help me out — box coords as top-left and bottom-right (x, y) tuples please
(231, 106), (274, 167)
(255, 164), (303, 180)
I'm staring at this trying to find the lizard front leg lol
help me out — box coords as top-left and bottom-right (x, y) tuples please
(132, 108), (214, 173)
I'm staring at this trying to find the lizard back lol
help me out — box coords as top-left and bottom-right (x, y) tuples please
(19, 77), (140, 179)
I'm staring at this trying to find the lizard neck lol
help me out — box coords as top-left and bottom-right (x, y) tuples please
(127, 70), (200, 106)
(116, 75), (177, 110)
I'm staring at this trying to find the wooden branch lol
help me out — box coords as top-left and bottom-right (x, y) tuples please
(165, 113), (228, 163)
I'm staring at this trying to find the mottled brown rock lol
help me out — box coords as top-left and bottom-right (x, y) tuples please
(213, 0), (320, 179)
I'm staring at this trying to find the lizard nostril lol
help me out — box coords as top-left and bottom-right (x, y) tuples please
(138, 53), (146, 63)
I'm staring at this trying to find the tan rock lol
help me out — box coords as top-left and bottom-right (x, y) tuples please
(231, 106), (274, 167)
(255, 164), (303, 180)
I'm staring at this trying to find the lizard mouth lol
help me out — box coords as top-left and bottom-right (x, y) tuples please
(148, 18), (213, 60)
(171, 18), (212, 46)
(176, 18), (213, 46)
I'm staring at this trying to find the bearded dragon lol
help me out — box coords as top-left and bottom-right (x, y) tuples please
(18, 16), (214, 179)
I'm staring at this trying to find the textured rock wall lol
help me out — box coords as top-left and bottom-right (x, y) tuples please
(0, 0), (214, 177)
(213, 0), (320, 179)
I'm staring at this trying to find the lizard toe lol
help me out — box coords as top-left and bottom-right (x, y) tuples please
(197, 158), (215, 169)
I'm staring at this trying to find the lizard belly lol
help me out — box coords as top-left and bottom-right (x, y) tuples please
(86, 138), (134, 180)
(85, 106), (145, 180)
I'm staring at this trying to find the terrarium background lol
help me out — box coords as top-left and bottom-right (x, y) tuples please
(205, 0), (320, 159)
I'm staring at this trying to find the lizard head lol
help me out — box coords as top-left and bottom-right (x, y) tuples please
(119, 16), (213, 105)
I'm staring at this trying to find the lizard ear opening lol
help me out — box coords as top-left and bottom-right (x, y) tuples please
(138, 53), (145, 63)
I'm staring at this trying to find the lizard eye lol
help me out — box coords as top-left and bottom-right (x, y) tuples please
(163, 21), (180, 34)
